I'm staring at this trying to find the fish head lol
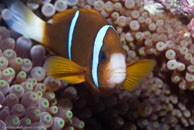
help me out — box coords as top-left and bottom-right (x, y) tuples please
(85, 27), (127, 95)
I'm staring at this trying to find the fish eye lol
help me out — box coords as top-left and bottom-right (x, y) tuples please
(100, 51), (106, 63)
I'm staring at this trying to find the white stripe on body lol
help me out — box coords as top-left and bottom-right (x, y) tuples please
(68, 10), (80, 60)
(91, 25), (114, 88)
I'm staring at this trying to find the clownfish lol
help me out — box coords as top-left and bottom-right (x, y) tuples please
(3, 1), (155, 96)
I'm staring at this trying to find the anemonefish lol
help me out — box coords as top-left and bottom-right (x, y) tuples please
(3, 1), (155, 96)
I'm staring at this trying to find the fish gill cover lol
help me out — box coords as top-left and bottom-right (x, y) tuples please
(0, 0), (194, 130)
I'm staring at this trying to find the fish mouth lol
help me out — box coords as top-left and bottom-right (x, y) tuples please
(105, 68), (126, 78)
(110, 69), (126, 81)
(106, 68), (126, 88)
(111, 69), (126, 75)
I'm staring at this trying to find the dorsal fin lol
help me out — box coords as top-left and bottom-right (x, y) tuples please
(53, 9), (101, 23)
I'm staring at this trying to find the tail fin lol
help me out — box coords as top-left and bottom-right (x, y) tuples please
(3, 0), (46, 43)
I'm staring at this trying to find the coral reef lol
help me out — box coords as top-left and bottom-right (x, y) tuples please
(0, 0), (194, 130)
(153, 0), (193, 16)
(188, 18), (194, 39)
(153, 0), (194, 39)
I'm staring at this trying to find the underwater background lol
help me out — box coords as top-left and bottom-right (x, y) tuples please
(0, 0), (194, 129)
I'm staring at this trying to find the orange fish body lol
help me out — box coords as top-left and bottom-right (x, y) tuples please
(43, 9), (125, 95)
(43, 9), (110, 66)
(3, 1), (155, 96)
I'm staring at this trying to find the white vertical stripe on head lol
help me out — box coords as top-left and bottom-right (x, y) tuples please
(68, 10), (79, 60)
(92, 25), (114, 88)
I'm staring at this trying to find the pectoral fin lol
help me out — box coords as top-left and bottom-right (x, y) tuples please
(45, 56), (86, 84)
(123, 59), (156, 91)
